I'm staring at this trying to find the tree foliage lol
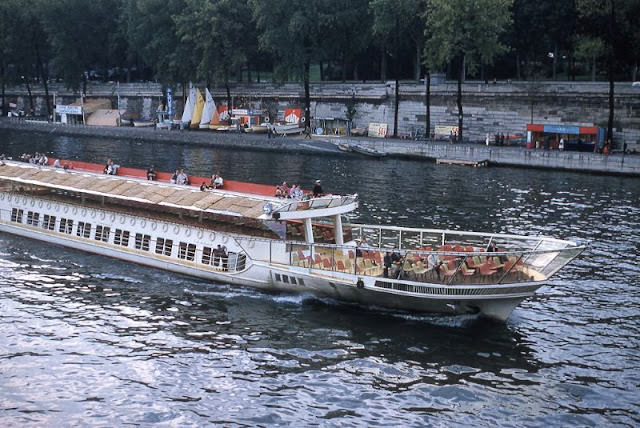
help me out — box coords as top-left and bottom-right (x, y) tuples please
(425, 0), (513, 141)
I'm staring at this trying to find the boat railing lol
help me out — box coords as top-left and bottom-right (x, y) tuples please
(347, 222), (579, 253)
(231, 234), (585, 286)
(273, 194), (358, 213)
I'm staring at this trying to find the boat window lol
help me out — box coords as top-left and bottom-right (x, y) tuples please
(290, 277), (297, 285)
(282, 275), (289, 283)
(155, 238), (164, 254)
(298, 278), (305, 286)
(95, 225), (110, 242)
(202, 246), (212, 265)
(27, 211), (40, 227)
(42, 215), (56, 231)
(77, 222), (92, 239)
(135, 233), (150, 251)
(178, 242), (196, 261)
(114, 229), (130, 247)
(155, 238), (172, 256)
(59, 218), (73, 234)
(11, 208), (24, 223)
(274, 273), (281, 282)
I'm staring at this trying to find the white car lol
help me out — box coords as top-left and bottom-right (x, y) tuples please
(632, 82), (640, 87)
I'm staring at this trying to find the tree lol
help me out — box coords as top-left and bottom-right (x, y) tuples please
(174, 0), (254, 118)
(371, 0), (426, 137)
(251, 0), (325, 127)
(39, 0), (121, 93)
(126, 0), (196, 86)
(576, 0), (640, 141)
(424, 0), (512, 142)
(321, 0), (371, 82)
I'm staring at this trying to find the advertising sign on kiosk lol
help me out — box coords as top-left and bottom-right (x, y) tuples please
(526, 123), (605, 151)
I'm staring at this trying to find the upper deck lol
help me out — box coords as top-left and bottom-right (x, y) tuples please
(0, 160), (358, 221)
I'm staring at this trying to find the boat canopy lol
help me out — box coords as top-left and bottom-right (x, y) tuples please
(0, 161), (358, 221)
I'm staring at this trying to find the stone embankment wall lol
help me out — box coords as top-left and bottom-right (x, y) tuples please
(5, 81), (640, 146)
(2, 119), (639, 176)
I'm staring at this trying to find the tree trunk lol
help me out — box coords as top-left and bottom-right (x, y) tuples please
(304, 60), (311, 128)
(1, 61), (5, 117)
(225, 74), (232, 125)
(25, 79), (34, 115)
(592, 53), (596, 82)
(380, 47), (387, 82)
(33, 33), (51, 118)
(426, 71), (430, 138)
(457, 61), (463, 142)
(606, 0), (616, 142)
(393, 78), (399, 138)
(247, 63), (252, 83)
(342, 54), (347, 82)
(516, 51), (521, 80)
(319, 60), (324, 81)
(415, 42), (421, 81)
(552, 44), (558, 80)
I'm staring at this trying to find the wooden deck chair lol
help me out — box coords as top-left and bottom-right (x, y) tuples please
(322, 258), (333, 269)
(336, 259), (347, 272)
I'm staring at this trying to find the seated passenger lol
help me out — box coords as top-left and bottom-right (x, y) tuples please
(214, 173), (223, 189)
(275, 186), (285, 198)
(104, 158), (118, 175)
(176, 168), (189, 185)
(170, 169), (179, 184)
(38, 154), (48, 165)
(147, 167), (157, 181)
(200, 181), (208, 191)
(53, 159), (61, 168)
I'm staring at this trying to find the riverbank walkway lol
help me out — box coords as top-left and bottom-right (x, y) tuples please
(1, 118), (638, 176)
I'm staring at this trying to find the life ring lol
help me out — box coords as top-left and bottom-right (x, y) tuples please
(140, 219), (147, 228)
(301, 116), (306, 123)
(265, 117), (270, 123)
(162, 223), (168, 232)
(100, 211), (105, 220)
(46, 202), (51, 210)
(5, 194), (11, 202)
(73, 207), (78, 215)
(151, 222), (157, 231)
(130, 218), (136, 226)
(173, 225), (180, 234)
(54, 203), (59, 211)
(197, 229), (203, 239)
(0, 194), (5, 201)
(222, 235), (229, 244)
(110, 213), (116, 222)
(30, 199), (35, 207)
(209, 232), (216, 241)
(185, 228), (191, 237)
(81, 208), (87, 217)
(38, 200), (43, 208)
(91, 210), (97, 218)
(64, 206), (69, 213)
(22, 197), (27, 205)
(119, 216), (125, 224)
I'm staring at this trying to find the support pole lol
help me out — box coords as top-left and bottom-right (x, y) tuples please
(304, 218), (314, 244)
(334, 215), (343, 245)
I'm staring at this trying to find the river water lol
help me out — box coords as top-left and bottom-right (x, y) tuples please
(0, 129), (639, 426)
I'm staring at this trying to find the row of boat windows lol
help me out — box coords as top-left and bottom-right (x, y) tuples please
(10, 208), (232, 268)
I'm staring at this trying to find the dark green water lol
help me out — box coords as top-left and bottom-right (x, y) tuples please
(1, 129), (639, 426)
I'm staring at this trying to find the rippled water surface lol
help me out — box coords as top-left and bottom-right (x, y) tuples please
(1, 130), (639, 426)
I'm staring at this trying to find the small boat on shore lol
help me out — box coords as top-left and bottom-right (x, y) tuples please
(268, 123), (304, 136)
(351, 144), (387, 158)
(337, 142), (353, 152)
(0, 159), (585, 321)
(132, 120), (155, 128)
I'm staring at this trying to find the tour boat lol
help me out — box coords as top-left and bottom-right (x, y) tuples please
(0, 159), (586, 321)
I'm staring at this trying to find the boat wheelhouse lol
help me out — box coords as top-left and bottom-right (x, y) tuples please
(0, 159), (586, 321)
